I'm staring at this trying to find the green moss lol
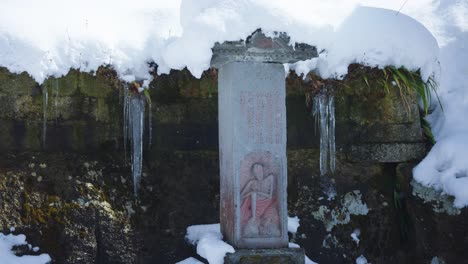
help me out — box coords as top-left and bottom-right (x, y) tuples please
(95, 98), (110, 121)
(78, 72), (113, 98)
(43, 70), (79, 97)
(0, 67), (37, 96)
(22, 192), (80, 226)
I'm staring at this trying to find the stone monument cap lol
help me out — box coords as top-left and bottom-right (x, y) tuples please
(211, 29), (317, 68)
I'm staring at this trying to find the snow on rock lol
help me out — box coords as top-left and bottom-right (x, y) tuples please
(0, 0), (182, 84)
(0, 1), (439, 84)
(0, 233), (51, 264)
(288, 216), (300, 234)
(313, 6), (438, 80)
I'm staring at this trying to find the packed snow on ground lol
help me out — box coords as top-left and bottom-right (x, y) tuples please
(356, 255), (368, 264)
(182, 217), (315, 264)
(288, 216), (300, 234)
(350, 229), (360, 246)
(289, 242), (318, 264)
(0, 232), (51, 264)
(175, 257), (204, 264)
(0, 0), (467, 206)
(184, 223), (234, 264)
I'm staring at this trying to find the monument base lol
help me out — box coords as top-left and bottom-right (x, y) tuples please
(224, 248), (305, 264)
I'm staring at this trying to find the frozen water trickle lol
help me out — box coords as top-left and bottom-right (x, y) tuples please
(313, 87), (336, 177)
(42, 84), (48, 149)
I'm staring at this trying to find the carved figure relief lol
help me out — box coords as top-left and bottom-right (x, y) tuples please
(240, 152), (281, 238)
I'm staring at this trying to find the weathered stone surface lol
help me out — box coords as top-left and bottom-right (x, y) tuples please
(349, 143), (426, 162)
(218, 61), (288, 248)
(224, 248), (305, 264)
(0, 154), (137, 264)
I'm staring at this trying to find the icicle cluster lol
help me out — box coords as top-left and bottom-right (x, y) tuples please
(123, 87), (152, 196)
(313, 86), (336, 176)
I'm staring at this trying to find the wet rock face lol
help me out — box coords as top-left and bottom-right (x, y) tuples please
(0, 66), (466, 264)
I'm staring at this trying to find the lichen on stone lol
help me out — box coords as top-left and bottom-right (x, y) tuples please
(411, 180), (460, 215)
(312, 190), (369, 231)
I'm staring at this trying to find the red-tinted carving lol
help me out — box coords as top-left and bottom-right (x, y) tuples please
(239, 152), (281, 238)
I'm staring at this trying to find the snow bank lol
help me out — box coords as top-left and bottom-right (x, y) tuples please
(409, 0), (468, 208)
(413, 135), (468, 208)
(0, 232), (51, 264)
(1, 0), (468, 206)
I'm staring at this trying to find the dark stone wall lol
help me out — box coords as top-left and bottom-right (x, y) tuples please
(0, 66), (466, 264)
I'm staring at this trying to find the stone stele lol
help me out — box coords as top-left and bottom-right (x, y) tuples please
(212, 30), (317, 249)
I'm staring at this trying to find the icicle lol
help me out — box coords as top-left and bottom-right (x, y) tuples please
(122, 87), (147, 197)
(42, 84), (48, 149)
(312, 95), (320, 134)
(54, 79), (59, 123)
(328, 94), (336, 173)
(147, 99), (152, 148)
(123, 88), (129, 162)
(318, 91), (329, 176)
(129, 96), (145, 196)
(313, 86), (336, 177)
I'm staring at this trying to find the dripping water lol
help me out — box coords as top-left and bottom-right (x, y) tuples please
(42, 84), (48, 149)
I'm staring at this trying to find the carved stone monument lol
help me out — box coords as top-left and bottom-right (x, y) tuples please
(212, 30), (316, 257)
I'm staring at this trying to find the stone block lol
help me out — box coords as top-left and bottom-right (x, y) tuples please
(224, 248), (305, 264)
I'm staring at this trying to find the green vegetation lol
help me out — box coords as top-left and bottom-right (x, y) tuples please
(382, 66), (442, 116)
